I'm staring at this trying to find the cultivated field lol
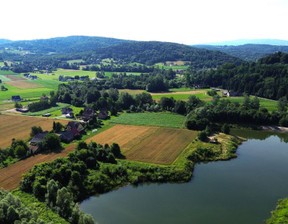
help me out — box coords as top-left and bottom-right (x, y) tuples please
(0, 115), (69, 148)
(6, 80), (41, 89)
(87, 124), (197, 165)
(0, 144), (76, 191)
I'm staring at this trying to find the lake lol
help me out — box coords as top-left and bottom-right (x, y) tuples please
(80, 130), (288, 224)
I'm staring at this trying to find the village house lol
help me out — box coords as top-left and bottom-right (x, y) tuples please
(82, 108), (95, 121)
(98, 109), (110, 120)
(61, 107), (73, 114)
(57, 131), (74, 143)
(66, 121), (84, 136)
(11, 95), (21, 101)
(29, 131), (49, 153)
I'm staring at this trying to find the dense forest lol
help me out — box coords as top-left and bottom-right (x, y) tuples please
(191, 52), (288, 100)
(194, 44), (288, 62)
(0, 36), (243, 72)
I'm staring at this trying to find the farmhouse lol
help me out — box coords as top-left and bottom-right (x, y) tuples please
(82, 108), (95, 121)
(57, 131), (74, 143)
(222, 91), (243, 97)
(62, 107), (73, 114)
(11, 95), (21, 101)
(29, 131), (49, 153)
(98, 109), (110, 120)
(66, 121), (84, 136)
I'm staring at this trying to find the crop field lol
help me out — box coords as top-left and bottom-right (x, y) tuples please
(0, 143), (76, 191)
(87, 124), (197, 165)
(6, 80), (42, 89)
(0, 115), (69, 148)
(110, 112), (186, 128)
(118, 89), (146, 95)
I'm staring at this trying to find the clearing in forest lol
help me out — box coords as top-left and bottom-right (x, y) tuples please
(87, 124), (197, 165)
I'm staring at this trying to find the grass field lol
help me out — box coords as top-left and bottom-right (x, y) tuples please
(0, 75), (11, 81)
(0, 70), (16, 75)
(87, 124), (197, 165)
(110, 112), (187, 128)
(0, 115), (69, 148)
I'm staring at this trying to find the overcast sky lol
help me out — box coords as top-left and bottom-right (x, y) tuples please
(1, 0), (287, 44)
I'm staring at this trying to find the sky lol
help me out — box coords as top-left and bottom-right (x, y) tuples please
(1, 0), (288, 45)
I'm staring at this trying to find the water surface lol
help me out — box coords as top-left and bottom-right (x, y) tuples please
(81, 130), (288, 224)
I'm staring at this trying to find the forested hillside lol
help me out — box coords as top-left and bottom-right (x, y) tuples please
(0, 36), (130, 53)
(89, 41), (243, 66)
(0, 36), (243, 72)
(193, 52), (288, 100)
(194, 44), (288, 62)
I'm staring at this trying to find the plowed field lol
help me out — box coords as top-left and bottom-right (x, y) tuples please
(0, 144), (76, 191)
(0, 115), (69, 148)
(87, 124), (197, 165)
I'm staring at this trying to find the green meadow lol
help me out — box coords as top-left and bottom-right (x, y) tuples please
(110, 112), (186, 128)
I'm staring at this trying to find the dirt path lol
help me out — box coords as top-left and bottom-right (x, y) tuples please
(0, 144), (76, 191)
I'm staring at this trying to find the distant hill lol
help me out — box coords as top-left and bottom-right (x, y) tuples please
(199, 39), (288, 46)
(0, 36), (243, 70)
(0, 39), (12, 45)
(0, 36), (131, 53)
(194, 44), (288, 62)
(88, 41), (243, 67)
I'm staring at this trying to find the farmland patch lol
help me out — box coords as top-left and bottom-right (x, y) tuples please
(0, 115), (69, 148)
(6, 80), (42, 89)
(87, 124), (197, 165)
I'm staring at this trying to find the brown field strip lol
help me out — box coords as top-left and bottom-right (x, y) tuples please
(0, 144), (76, 191)
(0, 115), (69, 148)
(6, 80), (41, 89)
(87, 124), (197, 165)
(150, 90), (205, 95)
(4, 75), (25, 81)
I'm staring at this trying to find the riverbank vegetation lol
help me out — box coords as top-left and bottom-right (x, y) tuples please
(266, 198), (288, 224)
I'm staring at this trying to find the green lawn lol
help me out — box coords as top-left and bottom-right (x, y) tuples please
(110, 112), (187, 128)
(0, 75), (11, 81)
(0, 83), (53, 103)
(0, 70), (16, 75)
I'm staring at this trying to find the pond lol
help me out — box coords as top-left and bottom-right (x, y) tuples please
(80, 130), (288, 224)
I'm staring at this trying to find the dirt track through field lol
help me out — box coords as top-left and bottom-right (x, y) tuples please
(0, 144), (76, 191)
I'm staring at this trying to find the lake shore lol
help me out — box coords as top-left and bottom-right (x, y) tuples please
(260, 125), (288, 132)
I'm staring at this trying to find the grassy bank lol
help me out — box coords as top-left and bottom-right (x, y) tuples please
(266, 198), (288, 224)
